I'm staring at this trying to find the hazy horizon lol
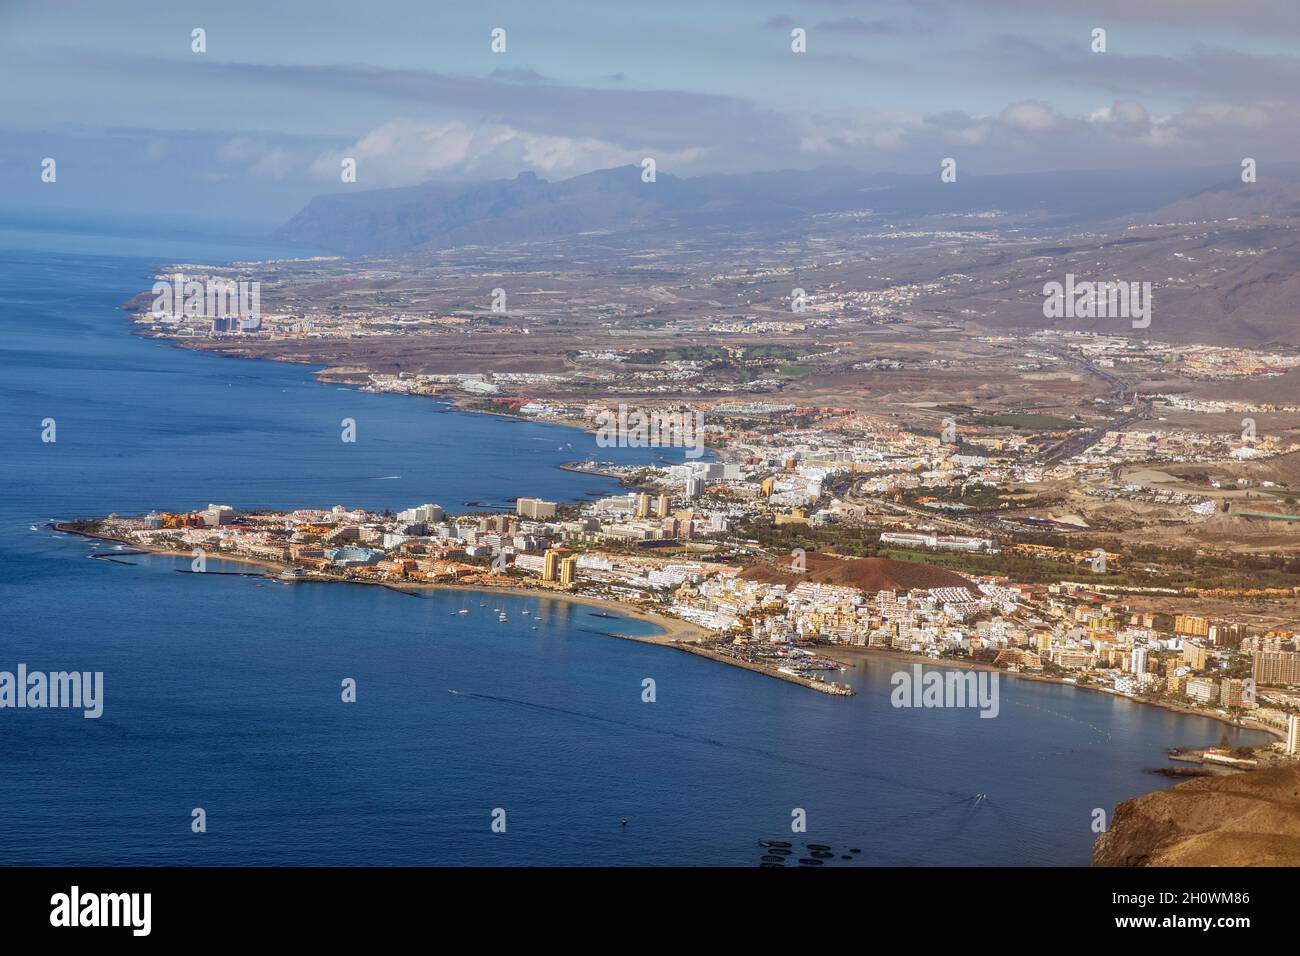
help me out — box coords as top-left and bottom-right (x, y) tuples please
(4, 0), (1300, 229)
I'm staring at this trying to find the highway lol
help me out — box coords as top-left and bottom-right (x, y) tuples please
(1036, 342), (1153, 464)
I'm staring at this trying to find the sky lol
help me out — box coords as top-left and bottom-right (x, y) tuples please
(2, 0), (1298, 232)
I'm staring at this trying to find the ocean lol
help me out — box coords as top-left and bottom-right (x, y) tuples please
(0, 224), (1269, 866)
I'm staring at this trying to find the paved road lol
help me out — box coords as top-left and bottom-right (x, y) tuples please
(1037, 343), (1152, 464)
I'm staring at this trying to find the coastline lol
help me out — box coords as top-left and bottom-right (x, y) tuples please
(820, 644), (1287, 741)
(55, 522), (706, 644)
(61, 523), (1284, 722)
(55, 522), (858, 695)
(140, 326), (730, 463)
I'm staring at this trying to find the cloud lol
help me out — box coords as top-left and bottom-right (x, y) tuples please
(62, 42), (1300, 182)
(181, 88), (1300, 188)
(181, 59), (781, 159)
(816, 17), (902, 34)
(792, 94), (1300, 173)
(1177, 101), (1274, 132)
(999, 100), (1058, 131)
(307, 117), (704, 186)
(964, 0), (1300, 34)
(488, 67), (550, 84)
(218, 137), (312, 179)
(976, 34), (1300, 104)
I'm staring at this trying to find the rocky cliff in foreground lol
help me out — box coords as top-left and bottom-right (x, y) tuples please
(1093, 764), (1300, 866)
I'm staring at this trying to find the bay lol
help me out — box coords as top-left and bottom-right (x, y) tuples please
(0, 224), (1267, 866)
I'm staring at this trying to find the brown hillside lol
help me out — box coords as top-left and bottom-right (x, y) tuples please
(740, 552), (978, 594)
(1093, 764), (1300, 867)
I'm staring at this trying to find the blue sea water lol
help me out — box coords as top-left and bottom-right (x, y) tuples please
(0, 224), (1268, 866)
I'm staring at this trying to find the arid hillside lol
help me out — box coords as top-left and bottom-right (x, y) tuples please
(1093, 764), (1300, 867)
(740, 552), (978, 594)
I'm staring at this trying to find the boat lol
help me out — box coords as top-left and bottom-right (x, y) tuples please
(498, 613), (508, 622)
(448, 689), (459, 695)
(479, 602), (486, 607)
(458, 609), (469, 615)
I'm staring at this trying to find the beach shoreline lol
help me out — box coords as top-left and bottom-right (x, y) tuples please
(819, 644), (1287, 741)
(55, 522), (708, 644)
(54, 522), (865, 695)
(63, 525), (1286, 722)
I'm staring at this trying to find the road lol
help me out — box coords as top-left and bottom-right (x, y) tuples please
(1036, 342), (1153, 464)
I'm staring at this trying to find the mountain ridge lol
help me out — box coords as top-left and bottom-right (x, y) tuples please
(274, 164), (1235, 257)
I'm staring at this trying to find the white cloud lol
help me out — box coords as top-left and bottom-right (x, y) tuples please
(999, 101), (1057, 132)
(308, 118), (703, 186)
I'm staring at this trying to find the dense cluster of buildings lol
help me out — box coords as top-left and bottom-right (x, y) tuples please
(98, 489), (1298, 732)
(94, 335), (1299, 744)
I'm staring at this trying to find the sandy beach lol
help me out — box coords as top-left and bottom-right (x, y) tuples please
(55, 523), (710, 646)
(69, 524), (1284, 720)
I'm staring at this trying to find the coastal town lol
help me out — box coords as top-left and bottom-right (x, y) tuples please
(65, 385), (1300, 762)
(92, 277), (1300, 761)
(21, 0), (1300, 895)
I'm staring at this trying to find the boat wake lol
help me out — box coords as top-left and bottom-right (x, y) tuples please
(448, 689), (974, 804)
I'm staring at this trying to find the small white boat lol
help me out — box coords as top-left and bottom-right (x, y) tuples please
(498, 612), (508, 622)
(458, 609), (469, 615)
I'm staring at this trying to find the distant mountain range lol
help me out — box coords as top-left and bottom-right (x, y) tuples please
(274, 164), (1236, 257)
(923, 175), (1300, 347)
(1127, 172), (1300, 225)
